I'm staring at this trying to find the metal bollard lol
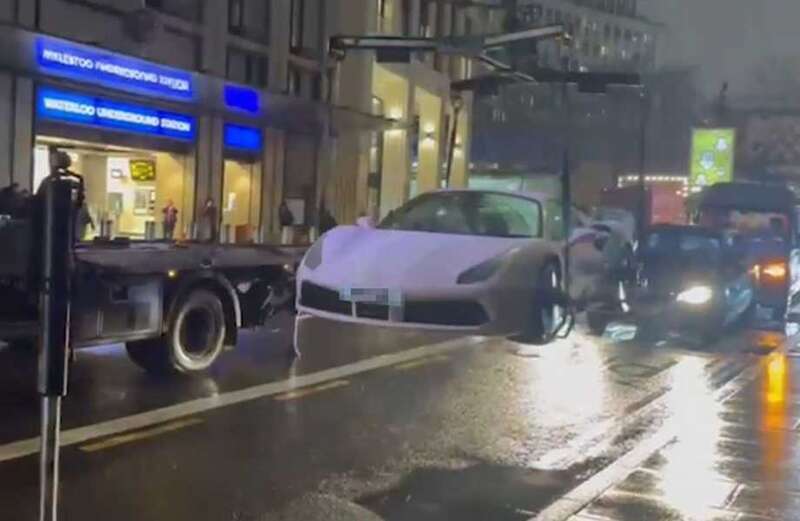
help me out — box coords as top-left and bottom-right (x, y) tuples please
(144, 221), (156, 240)
(99, 219), (113, 239)
(220, 224), (232, 244)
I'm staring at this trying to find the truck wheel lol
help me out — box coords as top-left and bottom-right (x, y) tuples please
(126, 289), (226, 374)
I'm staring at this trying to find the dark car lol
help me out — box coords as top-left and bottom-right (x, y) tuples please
(696, 182), (799, 322)
(587, 224), (754, 342)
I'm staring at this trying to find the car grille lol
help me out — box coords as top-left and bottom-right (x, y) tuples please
(300, 282), (351, 315)
(404, 300), (488, 327)
(356, 302), (390, 320)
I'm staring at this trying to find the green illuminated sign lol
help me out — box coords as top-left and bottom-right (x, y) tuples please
(690, 128), (736, 187)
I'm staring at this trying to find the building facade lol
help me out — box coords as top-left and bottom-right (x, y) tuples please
(469, 0), (664, 205)
(329, 0), (482, 221)
(0, 0), (394, 242)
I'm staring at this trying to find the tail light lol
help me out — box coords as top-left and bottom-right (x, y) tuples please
(751, 262), (787, 282)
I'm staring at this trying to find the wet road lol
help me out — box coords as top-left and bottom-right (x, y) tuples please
(0, 313), (794, 520)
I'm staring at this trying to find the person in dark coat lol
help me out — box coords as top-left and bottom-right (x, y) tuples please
(162, 199), (179, 240)
(319, 203), (338, 234)
(202, 198), (218, 242)
(279, 200), (294, 228)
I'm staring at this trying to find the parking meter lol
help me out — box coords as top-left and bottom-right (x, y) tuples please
(36, 149), (83, 521)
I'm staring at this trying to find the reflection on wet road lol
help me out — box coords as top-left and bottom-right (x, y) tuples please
(0, 314), (794, 520)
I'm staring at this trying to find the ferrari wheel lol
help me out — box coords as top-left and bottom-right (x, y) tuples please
(513, 262), (563, 345)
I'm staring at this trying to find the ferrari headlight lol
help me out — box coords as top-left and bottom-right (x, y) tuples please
(303, 239), (324, 270)
(457, 257), (503, 285)
(676, 285), (713, 305)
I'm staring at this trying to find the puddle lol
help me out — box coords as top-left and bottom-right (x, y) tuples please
(357, 462), (576, 521)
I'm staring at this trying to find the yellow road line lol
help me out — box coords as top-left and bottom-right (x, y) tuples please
(79, 417), (203, 453)
(393, 354), (450, 371)
(273, 380), (350, 401)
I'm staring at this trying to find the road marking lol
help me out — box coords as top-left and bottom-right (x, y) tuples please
(79, 418), (203, 452)
(393, 354), (450, 371)
(0, 336), (484, 464)
(273, 380), (349, 401)
(531, 360), (760, 521)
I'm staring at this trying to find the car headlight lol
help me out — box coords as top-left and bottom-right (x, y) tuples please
(457, 256), (504, 285)
(303, 239), (324, 270)
(676, 285), (713, 305)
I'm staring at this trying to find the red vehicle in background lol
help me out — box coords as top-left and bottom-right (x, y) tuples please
(598, 184), (687, 229)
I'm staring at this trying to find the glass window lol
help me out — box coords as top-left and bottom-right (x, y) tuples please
(34, 138), (195, 241)
(228, 0), (270, 42)
(546, 199), (566, 241)
(222, 158), (262, 243)
(145, 0), (202, 22)
(381, 192), (541, 238)
(226, 47), (269, 87)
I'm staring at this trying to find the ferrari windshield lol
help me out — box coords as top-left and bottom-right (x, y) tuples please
(379, 191), (542, 238)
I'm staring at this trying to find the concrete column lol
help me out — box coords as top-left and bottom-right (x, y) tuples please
(0, 73), (12, 188)
(194, 115), (213, 214)
(415, 87), (442, 194)
(201, 0), (228, 76)
(15, 0), (36, 27)
(12, 76), (34, 190)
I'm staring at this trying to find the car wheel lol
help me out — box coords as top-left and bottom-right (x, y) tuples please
(126, 289), (226, 375)
(512, 262), (563, 345)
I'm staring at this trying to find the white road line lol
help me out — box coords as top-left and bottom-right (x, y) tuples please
(531, 362), (760, 521)
(0, 336), (485, 464)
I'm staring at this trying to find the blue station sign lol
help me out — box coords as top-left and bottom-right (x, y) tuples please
(224, 124), (262, 151)
(36, 37), (194, 101)
(224, 85), (260, 114)
(37, 87), (195, 141)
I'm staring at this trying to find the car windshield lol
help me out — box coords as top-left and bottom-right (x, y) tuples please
(379, 192), (542, 238)
(644, 230), (723, 262)
(699, 207), (790, 238)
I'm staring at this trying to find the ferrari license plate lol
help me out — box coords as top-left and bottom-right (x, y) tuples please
(339, 288), (403, 306)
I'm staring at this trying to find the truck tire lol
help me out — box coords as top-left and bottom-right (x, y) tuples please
(126, 289), (226, 374)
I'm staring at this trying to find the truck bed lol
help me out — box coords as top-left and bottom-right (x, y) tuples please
(75, 241), (307, 275)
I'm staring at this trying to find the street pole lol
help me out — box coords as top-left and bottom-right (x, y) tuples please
(444, 95), (463, 187)
(561, 60), (573, 296)
(37, 155), (77, 521)
(637, 88), (649, 242)
(313, 0), (331, 239)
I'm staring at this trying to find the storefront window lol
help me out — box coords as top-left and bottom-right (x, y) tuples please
(222, 158), (262, 243)
(33, 137), (195, 241)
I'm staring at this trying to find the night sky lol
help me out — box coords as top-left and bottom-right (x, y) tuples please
(640, 0), (800, 99)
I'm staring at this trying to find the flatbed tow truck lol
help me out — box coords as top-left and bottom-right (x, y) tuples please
(0, 151), (302, 375)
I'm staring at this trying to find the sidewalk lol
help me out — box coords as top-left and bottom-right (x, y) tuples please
(570, 350), (800, 521)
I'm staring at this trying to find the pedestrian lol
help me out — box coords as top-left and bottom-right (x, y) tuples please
(319, 203), (338, 234)
(279, 200), (294, 244)
(0, 183), (19, 215)
(75, 204), (94, 241)
(202, 197), (218, 242)
(162, 199), (179, 240)
(279, 200), (294, 228)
